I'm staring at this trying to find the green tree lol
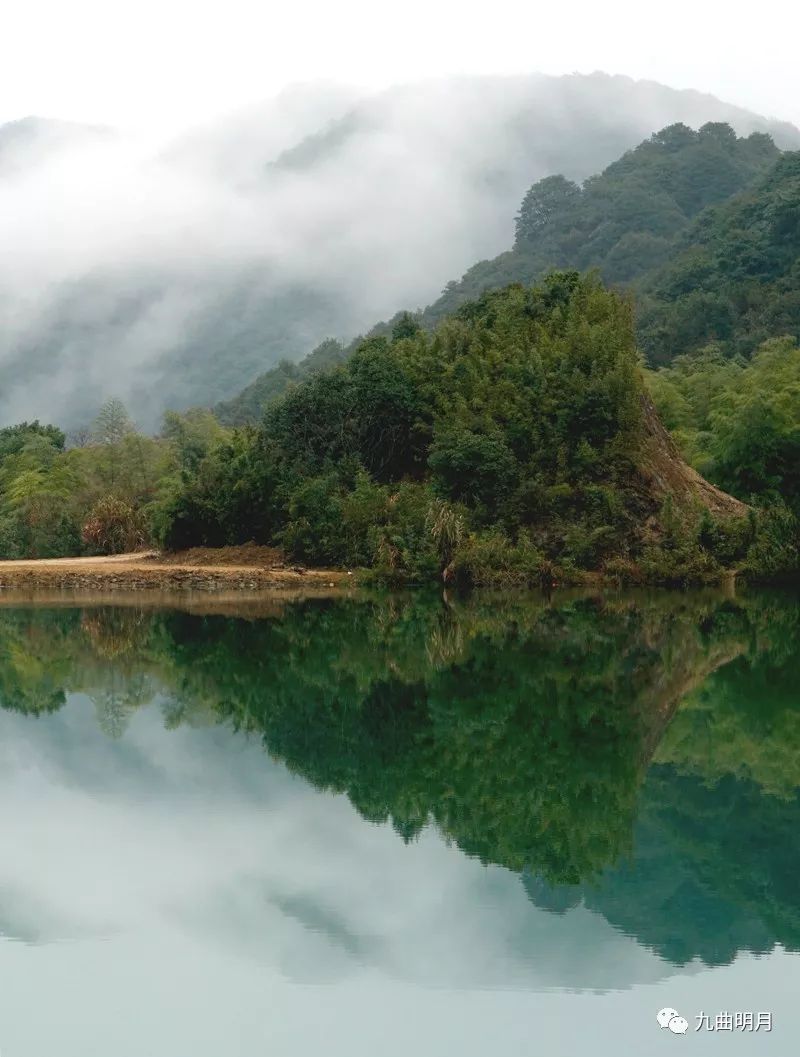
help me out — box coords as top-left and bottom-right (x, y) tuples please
(515, 175), (581, 247)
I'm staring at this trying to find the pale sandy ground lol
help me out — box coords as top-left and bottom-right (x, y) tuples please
(0, 551), (160, 568)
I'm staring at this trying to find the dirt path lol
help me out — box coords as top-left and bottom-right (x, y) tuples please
(0, 547), (352, 594)
(0, 552), (161, 568)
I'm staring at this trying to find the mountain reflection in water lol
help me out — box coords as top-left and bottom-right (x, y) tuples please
(0, 587), (797, 982)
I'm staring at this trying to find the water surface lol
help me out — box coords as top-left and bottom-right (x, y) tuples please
(0, 589), (797, 1055)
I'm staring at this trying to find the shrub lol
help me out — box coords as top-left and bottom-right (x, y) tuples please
(450, 530), (550, 588)
(371, 483), (440, 583)
(742, 503), (800, 578)
(602, 556), (645, 585)
(81, 496), (146, 555)
(280, 475), (347, 565)
(638, 540), (719, 586)
(696, 509), (754, 566)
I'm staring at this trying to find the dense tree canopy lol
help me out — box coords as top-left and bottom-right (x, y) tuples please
(426, 122), (782, 323)
(160, 274), (651, 578)
(155, 273), (793, 583)
(639, 151), (800, 363)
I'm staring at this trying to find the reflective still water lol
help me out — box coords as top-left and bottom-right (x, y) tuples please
(0, 589), (797, 1056)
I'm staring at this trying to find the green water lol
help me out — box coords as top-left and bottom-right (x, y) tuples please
(0, 588), (797, 1055)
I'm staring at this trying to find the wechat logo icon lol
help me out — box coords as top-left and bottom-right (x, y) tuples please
(657, 1008), (689, 1034)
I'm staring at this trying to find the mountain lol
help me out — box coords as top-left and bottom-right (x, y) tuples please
(637, 150), (800, 364)
(218, 120), (794, 424)
(268, 73), (800, 179)
(161, 81), (362, 185)
(421, 121), (786, 324)
(160, 272), (767, 588)
(1, 73), (798, 430)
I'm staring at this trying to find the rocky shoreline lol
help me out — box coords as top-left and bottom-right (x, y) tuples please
(0, 547), (350, 595)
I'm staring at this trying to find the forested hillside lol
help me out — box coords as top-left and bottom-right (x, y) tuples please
(2, 112), (799, 582)
(429, 127), (800, 367)
(212, 122), (800, 550)
(426, 122), (783, 321)
(220, 121), (794, 425)
(0, 273), (796, 582)
(214, 338), (348, 425)
(638, 151), (800, 363)
(160, 274), (789, 586)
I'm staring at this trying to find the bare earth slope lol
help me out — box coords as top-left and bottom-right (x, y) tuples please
(637, 393), (748, 520)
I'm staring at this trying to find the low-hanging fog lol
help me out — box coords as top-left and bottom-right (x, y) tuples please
(1, 71), (798, 431)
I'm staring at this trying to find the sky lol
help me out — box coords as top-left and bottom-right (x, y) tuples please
(3, 0), (799, 136)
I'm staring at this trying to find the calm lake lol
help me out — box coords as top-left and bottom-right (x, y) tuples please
(0, 588), (797, 1056)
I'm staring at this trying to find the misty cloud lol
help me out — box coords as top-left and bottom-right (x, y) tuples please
(0, 72), (797, 430)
